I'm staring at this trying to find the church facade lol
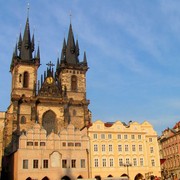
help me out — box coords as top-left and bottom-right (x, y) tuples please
(0, 12), (161, 180)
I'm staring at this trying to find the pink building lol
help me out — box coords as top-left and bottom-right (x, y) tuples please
(159, 121), (180, 179)
(8, 123), (90, 180)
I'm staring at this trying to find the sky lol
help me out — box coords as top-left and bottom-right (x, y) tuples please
(1, 0), (180, 135)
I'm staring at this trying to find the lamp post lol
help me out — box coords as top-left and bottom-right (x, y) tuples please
(123, 163), (132, 179)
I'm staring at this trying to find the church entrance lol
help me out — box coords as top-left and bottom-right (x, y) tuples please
(42, 110), (56, 135)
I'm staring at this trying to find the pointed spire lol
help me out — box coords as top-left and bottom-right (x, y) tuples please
(36, 45), (40, 59)
(83, 51), (88, 66)
(56, 57), (60, 70)
(63, 38), (66, 54)
(75, 39), (79, 56)
(31, 33), (34, 52)
(19, 17), (34, 61)
(18, 32), (22, 51)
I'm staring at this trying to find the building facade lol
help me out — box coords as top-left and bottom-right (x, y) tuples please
(0, 11), (162, 180)
(88, 120), (161, 180)
(158, 121), (180, 180)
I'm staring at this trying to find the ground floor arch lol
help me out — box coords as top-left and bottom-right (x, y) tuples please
(134, 173), (144, 180)
(61, 175), (71, 180)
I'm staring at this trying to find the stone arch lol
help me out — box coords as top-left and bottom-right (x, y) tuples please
(121, 174), (128, 178)
(26, 177), (32, 180)
(77, 175), (83, 179)
(134, 173), (144, 180)
(71, 75), (77, 91)
(95, 175), (101, 180)
(107, 175), (113, 177)
(42, 110), (56, 135)
(23, 71), (29, 88)
(42, 176), (49, 180)
(61, 176), (71, 180)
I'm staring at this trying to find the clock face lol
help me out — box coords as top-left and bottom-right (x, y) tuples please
(46, 77), (53, 84)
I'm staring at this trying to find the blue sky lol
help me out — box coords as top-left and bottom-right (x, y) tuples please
(1, 0), (180, 135)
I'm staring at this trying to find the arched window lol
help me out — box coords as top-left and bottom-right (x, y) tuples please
(42, 110), (56, 135)
(21, 116), (26, 124)
(71, 75), (77, 91)
(23, 71), (29, 88)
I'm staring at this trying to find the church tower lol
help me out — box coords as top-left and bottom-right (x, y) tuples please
(56, 23), (90, 128)
(4, 16), (40, 152)
(3, 14), (91, 155)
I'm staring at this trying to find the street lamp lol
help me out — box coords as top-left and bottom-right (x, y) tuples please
(123, 163), (132, 179)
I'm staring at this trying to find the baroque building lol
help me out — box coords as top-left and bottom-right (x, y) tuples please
(158, 121), (180, 180)
(88, 120), (161, 180)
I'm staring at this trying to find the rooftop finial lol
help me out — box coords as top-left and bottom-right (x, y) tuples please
(27, 2), (30, 18)
(69, 10), (72, 24)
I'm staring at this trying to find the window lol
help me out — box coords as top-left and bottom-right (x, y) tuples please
(133, 158), (137, 166)
(126, 158), (130, 164)
(62, 160), (67, 168)
(102, 144), (106, 152)
(34, 142), (38, 146)
(21, 116), (26, 124)
(108, 134), (112, 139)
(23, 159), (28, 169)
(23, 71), (29, 88)
(109, 145), (113, 152)
(118, 144), (122, 152)
(138, 135), (142, 139)
(27, 142), (33, 146)
(71, 75), (77, 91)
(140, 158), (144, 166)
(81, 159), (85, 168)
(110, 158), (114, 167)
(119, 158), (123, 166)
(62, 142), (66, 147)
(102, 158), (106, 167)
(94, 159), (98, 167)
(139, 145), (143, 152)
(150, 147), (154, 153)
(75, 143), (81, 147)
(68, 142), (74, 147)
(93, 134), (98, 139)
(132, 145), (136, 152)
(101, 134), (105, 139)
(40, 142), (46, 146)
(124, 134), (128, 139)
(151, 159), (155, 166)
(117, 134), (121, 139)
(71, 159), (76, 168)
(149, 138), (152, 142)
(131, 135), (135, 139)
(125, 145), (129, 152)
(43, 160), (48, 168)
(94, 144), (98, 152)
(33, 160), (38, 169)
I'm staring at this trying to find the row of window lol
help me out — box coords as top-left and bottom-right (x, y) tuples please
(93, 144), (154, 153)
(93, 158), (156, 167)
(93, 134), (153, 142)
(26, 141), (81, 147)
(23, 159), (86, 169)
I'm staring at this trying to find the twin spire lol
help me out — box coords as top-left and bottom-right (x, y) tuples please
(11, 12), (88, 73)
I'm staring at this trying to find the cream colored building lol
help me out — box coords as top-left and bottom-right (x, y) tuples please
(88, 120), (161, 180)
(10, 123), (89, 180)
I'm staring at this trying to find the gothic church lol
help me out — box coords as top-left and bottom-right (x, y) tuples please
(2, 13), (91, 180)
